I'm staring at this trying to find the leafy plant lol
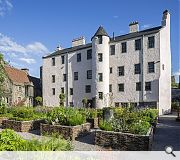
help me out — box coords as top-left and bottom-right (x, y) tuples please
(0, 129), (72, 151)
(82, 97), (88, 107)
(99, 120), (113, 131)
(35, 96), (43, 106)
(59, 93), (65, 106)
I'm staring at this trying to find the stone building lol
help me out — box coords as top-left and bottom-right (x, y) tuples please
(3, 65), (36, 106)
(42, 10), (171, 115)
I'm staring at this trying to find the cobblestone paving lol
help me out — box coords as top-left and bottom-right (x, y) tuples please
(152, 114), (180, 151)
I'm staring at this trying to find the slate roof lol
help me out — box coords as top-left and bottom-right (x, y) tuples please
(4, 65), (30, 84)
(91, 26), (109, 40)
(43, 26), (162, 59)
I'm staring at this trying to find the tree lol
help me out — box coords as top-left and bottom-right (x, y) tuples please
(82, 97), (88, 108)
(59, 93), (65, 106)
(35, 96), (43, 106)
(0, 53), (6, 104)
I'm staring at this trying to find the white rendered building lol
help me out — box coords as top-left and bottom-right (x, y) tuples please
(42, 10), (171, 115)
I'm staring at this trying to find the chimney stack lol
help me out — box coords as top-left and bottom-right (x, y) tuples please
(21, 68), (29, 75)
(129, 21), (139, 33)
(162, 9), (170, 27)
(72, 36), (85, 47)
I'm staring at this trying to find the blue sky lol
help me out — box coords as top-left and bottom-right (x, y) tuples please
(0, 0), (179, 81)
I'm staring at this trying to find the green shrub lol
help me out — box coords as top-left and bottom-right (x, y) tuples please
(0, 129), (26, 151)
(0, 103), (7, 115)
(46, 107), (86, 126)
(129, 121), (150, 135)
(86, 109), (97, 119)
(99, 120), (113, 131)
(0, 129), (72, 151)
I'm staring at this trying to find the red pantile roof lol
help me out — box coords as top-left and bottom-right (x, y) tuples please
(4, 65), (30, 84)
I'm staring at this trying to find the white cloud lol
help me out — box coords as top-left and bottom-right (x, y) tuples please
(0, 33), (49, 56)
(0, 0), (13, 17)
(141, 24), (152, 29)
(19, 58), (36, 64)
(174, 70), (180, 76)
(113, 15), (119, 19)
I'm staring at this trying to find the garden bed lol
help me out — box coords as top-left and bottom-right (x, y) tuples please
(86, 118), (99, 128)
(2, 119), (45, 132)
(95, 127), (154, 151)
(40, 123), (91, 140)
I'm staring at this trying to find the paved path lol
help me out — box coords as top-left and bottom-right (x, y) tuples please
(0, 128), (103, 151)
(152, 114), (180, 151)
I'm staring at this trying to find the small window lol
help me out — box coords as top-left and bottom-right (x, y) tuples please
(52, 88), (55, 95)
(148, 62), (155, 73)
(109, 84), (112, 92)
(52, 57), (55, 66)
(98, 73), (103, 82)
(74, 72), (78, 80)
(136, 82), (141, 91)
(135, 39), (141, 50)
(70, 88), (73, 95)
(118, 66), (124, 76)
(115, 102), (120, 107)
(98, 92), (103, 99)
(61, 55), (65, 64)
(110, 45), (115, 55)
(87, 49), (92, 60)
(121, 42), (127, 53)
(19, 86), (22, 92)
(85, 85), (91, 93)
(63, 74), (66, 81)
(52, 75), (55, 83)
(148, 36), (155, 48)
(134, 63), (141, 74)
(145, 82), (151, 91)
(118, 83), (124, 92)
(162, 64), (165, 70)
(77, 53), (81, 62)
(98, 36), (102, 44)
(61, 87), (64, 94)
(110, 67), (112, 74)
(87, 70), (92, 79)
(69, 102), (74, 107)
(98, 53), (103, 62)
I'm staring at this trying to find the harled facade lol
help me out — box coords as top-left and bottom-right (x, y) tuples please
(42, 10), (171, 115)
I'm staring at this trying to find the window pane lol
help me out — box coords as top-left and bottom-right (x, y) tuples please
(135, 39), (141, 50)
(136, 82), (141, 91)
(87, 70), (92, 79)
(98, 92), (103, 99)
(77, 53), (81, 62)
(148, 62), (155, 73)
(110, 45), (115, 55)
(87, 49), (92, 60)
(118, 83), (124, 92)
(52, 88), (55, 95)
(52, 75), (55, 83)
(52, 58), (55, 66)
(118, 66), (124, 76)
(148, 36), (155, 48)
(109, 84), (112, 92)
(121, 42), (127, 53)
(134, 63), (141, 74)
(85, 85), (91, 93)
(74, 72), (78, 80)
(98, 73), (103, 81)
(63, 74), (66, 81)
(110, 67), (112, 74)
(70, 88), (73, 95)
(145, 82), (151, 91)
(61, 56), (65, 64)
(98, 53), (103, 62)
(98, 36), (102, 44)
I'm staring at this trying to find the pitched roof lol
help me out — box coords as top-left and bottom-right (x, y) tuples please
(91, 26), (109, 40)
(43, 26), (162, 59)
(4, 65), (30, 84)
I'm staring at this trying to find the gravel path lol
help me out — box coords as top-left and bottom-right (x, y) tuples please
(0, 127), (103, 151)
(152, 114), (180, 151)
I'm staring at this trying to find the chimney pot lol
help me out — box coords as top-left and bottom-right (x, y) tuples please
(72, 36), (85, 47)
(129, 21), (139, 33)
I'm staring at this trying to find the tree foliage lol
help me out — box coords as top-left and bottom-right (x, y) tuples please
(35, 96), (43, 105)
(0, 53), (6, 102)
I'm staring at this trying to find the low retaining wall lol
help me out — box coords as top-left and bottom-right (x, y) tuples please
(86, 118), (99, 128)
(95, 127), (153, 151)
(2, 119), (45, 132)
(0, 117), (8, 126)
(40, 123), (91, 140)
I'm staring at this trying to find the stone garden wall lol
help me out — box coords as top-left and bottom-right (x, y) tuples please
(86, 118), (99, 128)
(2, 119), (45, 132)
(95, 127), (153, 151)
(40, 123), (91, 140)
(0, 117), (8, 126)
